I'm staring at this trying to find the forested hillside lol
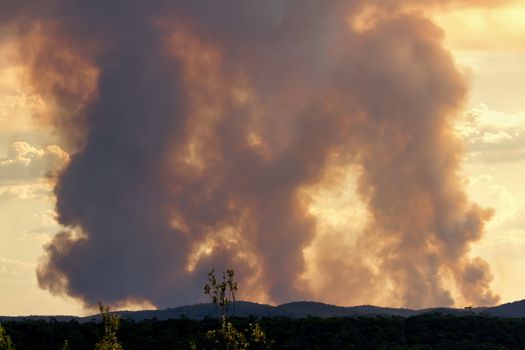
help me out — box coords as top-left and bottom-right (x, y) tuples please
(2, 313), (525, 349)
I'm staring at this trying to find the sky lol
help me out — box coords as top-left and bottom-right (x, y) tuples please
(0, 1), (524, 316)
(437, 3), (525, 307)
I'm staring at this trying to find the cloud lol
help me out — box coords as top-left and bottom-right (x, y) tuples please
(467, 174), (525, 229)
(457, 104), (525, 163)
(0, 141), (69, 183)
(0, 257), (34, 279)
(0, 41), (48, 133)
(0, 183), (50, 201)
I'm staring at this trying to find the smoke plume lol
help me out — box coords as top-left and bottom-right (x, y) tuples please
(1, 0), (500, 309)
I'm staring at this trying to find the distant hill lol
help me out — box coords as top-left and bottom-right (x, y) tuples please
(3, 299), (525, 322)
(481, 299), (525, 318)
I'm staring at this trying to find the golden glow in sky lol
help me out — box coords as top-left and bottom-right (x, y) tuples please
(436, 2), (525, 305)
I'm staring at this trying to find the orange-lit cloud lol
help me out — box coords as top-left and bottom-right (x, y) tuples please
(0, 141), (69, 182)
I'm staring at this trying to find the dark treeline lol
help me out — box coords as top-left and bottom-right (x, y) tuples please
(3, 313), (525, 349)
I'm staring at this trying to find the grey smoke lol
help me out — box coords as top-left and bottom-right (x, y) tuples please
(0, 0), (499, 309)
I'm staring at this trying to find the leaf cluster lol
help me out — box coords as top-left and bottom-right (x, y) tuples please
(0, 324), (15, 350)
(202, 269), (272, 350)
(204, 269), (238, 320)
(94, 303), (123, 350)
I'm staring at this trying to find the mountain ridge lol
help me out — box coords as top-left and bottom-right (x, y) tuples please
(2, 299), (524, 322)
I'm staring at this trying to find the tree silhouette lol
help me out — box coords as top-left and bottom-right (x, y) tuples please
(0, 324), (15, 350)
(203, 268), (273, 350)
(94, 303), (123, 350)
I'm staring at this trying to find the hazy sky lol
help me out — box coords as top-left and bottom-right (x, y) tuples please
(0, 1), (524, 316)
(435, 2), (525, 307)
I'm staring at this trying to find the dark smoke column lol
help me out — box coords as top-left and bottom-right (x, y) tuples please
(34, 2), (202, 307)
(0, 0), (499, 308)
(31, 0), (342, 307)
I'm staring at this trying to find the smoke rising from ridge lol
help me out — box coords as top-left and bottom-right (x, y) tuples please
(1, 0), (500, 309)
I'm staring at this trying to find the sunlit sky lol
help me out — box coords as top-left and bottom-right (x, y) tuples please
(1, 3), (525, 316)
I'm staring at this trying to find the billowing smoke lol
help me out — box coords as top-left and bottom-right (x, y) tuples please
(1, 0), (500, 309)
